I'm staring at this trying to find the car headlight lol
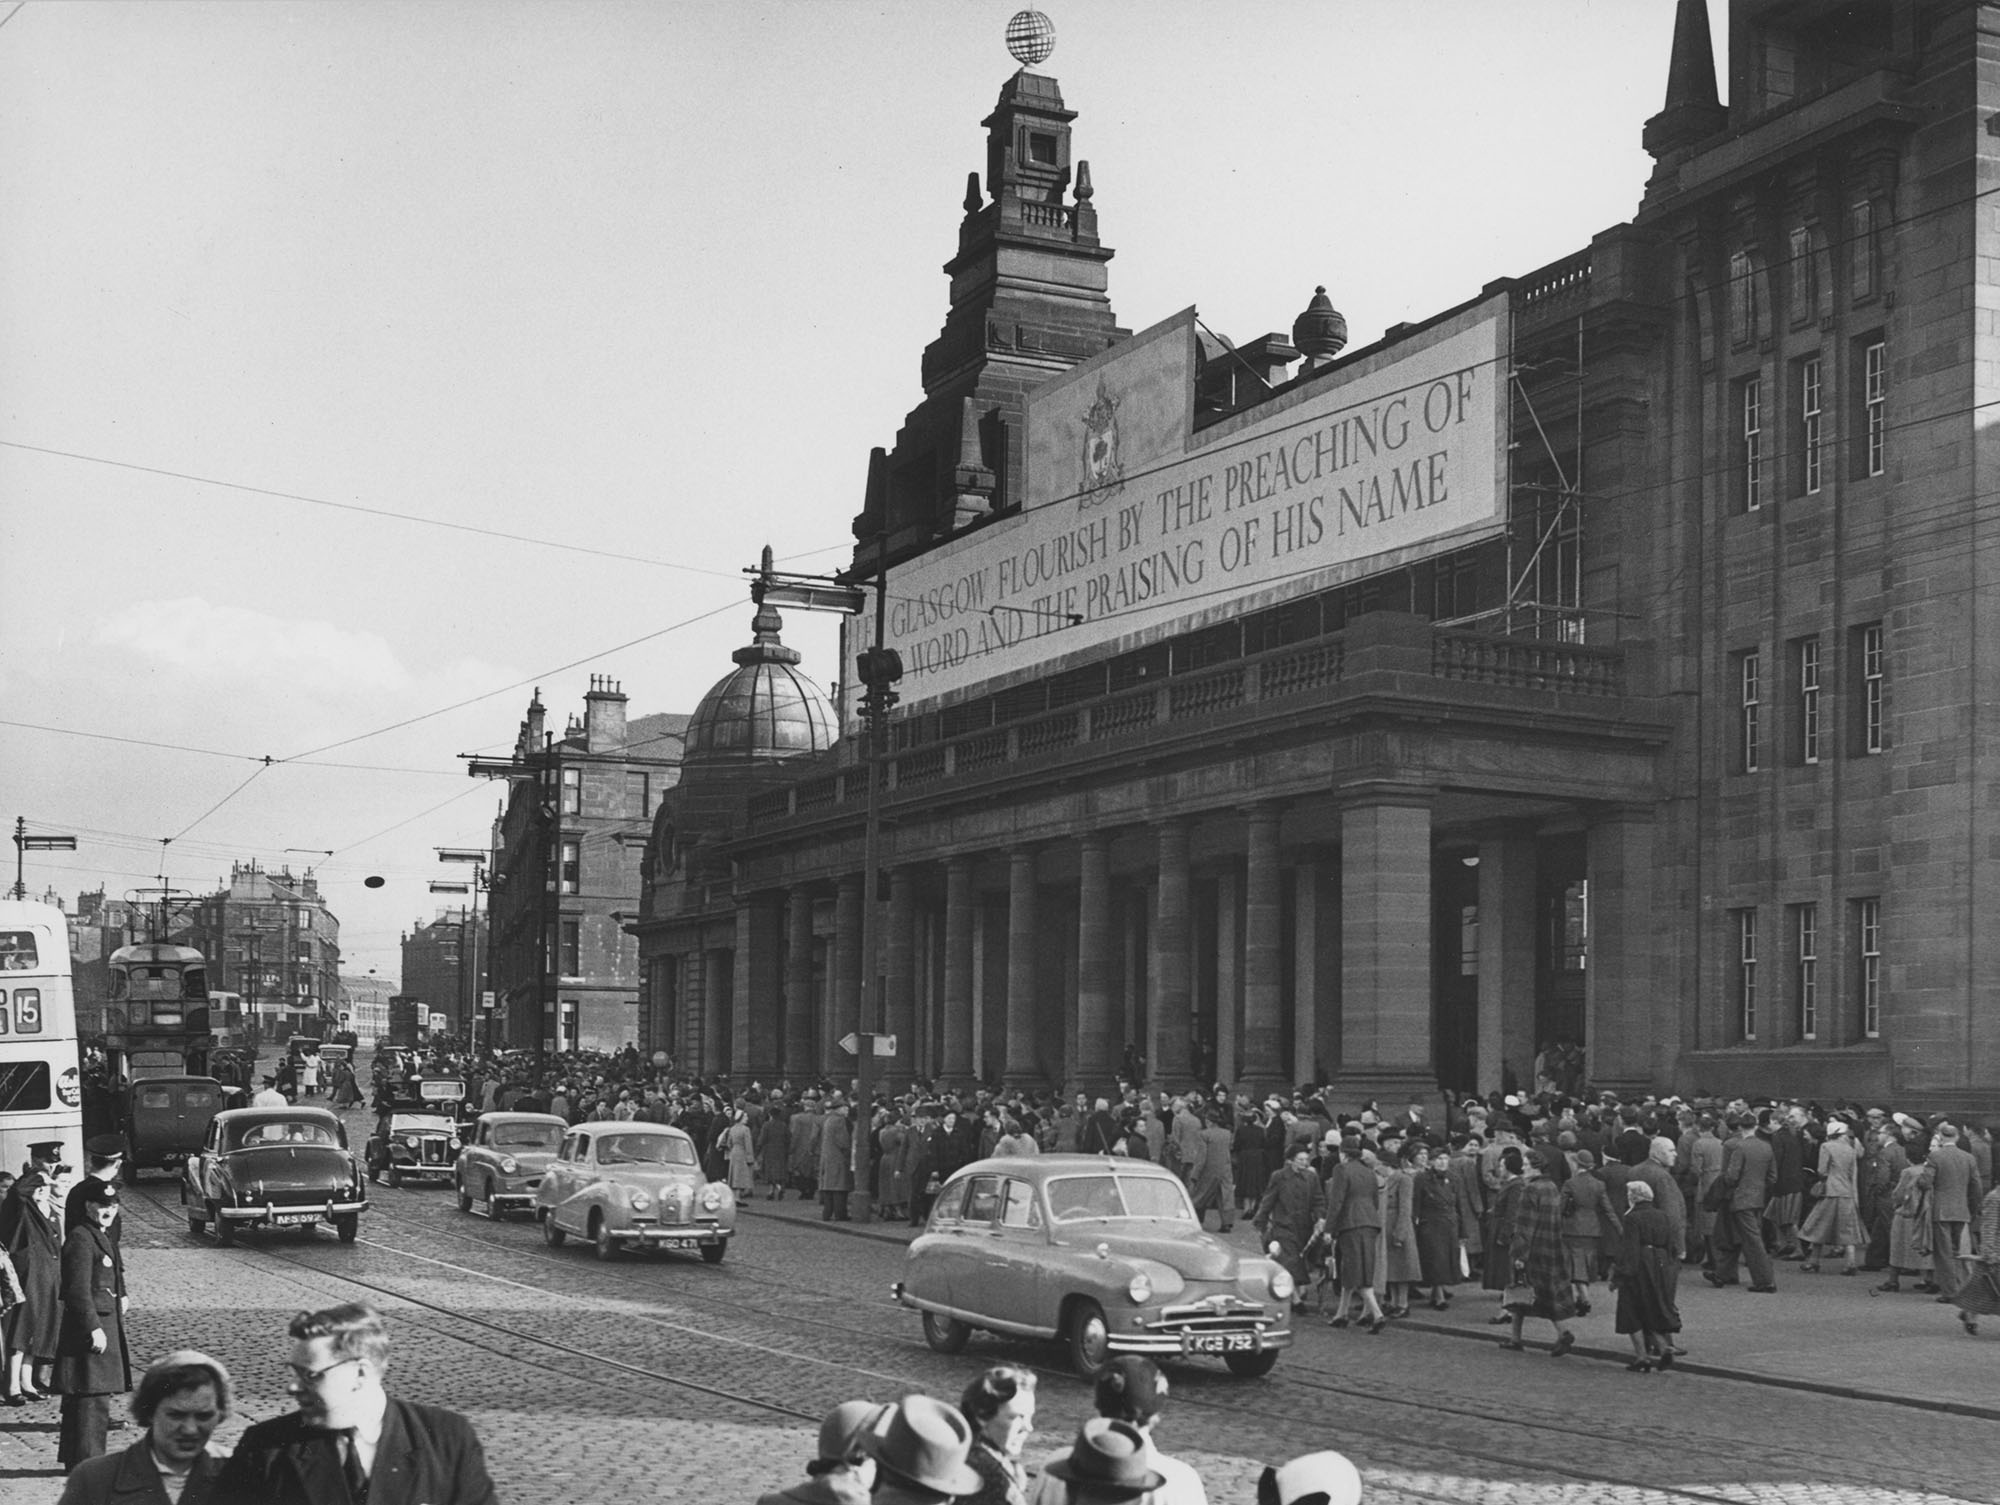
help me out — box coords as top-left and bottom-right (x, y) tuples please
(628, 1188), (651, 1211)
(1270, 1266), (1296, 1301)
(500, 1156), (519, 1175)
(701, 1185), (724, 1211)
(1126, 1271), (1153, 1305)
(404, 1135), (420, 1149)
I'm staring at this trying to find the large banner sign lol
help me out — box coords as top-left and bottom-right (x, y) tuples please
(873, 293), (1509, 708)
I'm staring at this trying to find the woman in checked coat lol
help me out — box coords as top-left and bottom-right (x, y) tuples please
(1499, 1148), (1578, 1356)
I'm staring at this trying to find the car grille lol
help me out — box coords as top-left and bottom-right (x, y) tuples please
(420, 1140), (451, 1164)
(1151, 1296), (1270, 1331)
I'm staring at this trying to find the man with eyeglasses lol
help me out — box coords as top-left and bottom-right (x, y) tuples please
(211, 1302), (497, 1504)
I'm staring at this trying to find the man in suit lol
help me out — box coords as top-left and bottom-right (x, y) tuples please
(212, 1302), (496, 1505)
(58, 1350), (230, 1505)
(1928, 1123), (1987, 1300)
(1709, 1114), (1778, 1292)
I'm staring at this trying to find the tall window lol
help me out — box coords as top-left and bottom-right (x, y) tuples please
(1849, 199), (1877, 301)
(559, 839), (581, 896)
(1459, 904), (1478, 977)
(1735, 909), (1759, 1040)
(1741, 377), (1764, 511)
(559, 920), (581, 978)
(560, 767), (581, 816)
(1798, 355), (1822, 494)
(1857, 898), (1882, 1038)
(1797, 637), (1821, 765)
(626, 770), (652, 818)
(1788, 226), (1815, 324)
(1729, 249), (1762, 344)
(1859, 622), (1886, 754)
(1738, 650), (1763, 772)
(1863, 340), (1886, 477)
(1794, 904), (1818, 1040)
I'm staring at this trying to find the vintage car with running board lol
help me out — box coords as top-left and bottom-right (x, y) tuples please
(181, 1105), (368, 1244)
(892, 1155), (1296, 1377)
(534, 1121), (735, 1261)
(455, 1111), (567, 1217)
(365, 1077), (467, 1187)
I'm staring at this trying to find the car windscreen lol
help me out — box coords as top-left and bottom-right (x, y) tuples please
(234, 1122), (339, 1148)
(594, 1133), (696, 1166)
(490, 1123), (563, 1152)
(1045, 1173), (1197, 1224)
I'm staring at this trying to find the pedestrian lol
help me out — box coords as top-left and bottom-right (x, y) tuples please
(1255, 1452), (1362, 1505)
(1322, 1139), (1386, 1333)
(1708, 1113), (1778, 1292)
(3, 1147), (63, 1404)
(959, 1365), (1036, 1505)
(332, 1058), (363, 1108)
(758, 1101), (793, 1201)
(55, 1179), (130, 1472)
(1379, 1140), (1423, 1318)
(252, 1076), (287, 1108)
(756, 1398), (886, 1505)
(1927, 1124), (1985, 1301)
(1798, 1118), (1864, 1274)
(1951, 1182), (2000, 1336)
(1879, 1140), (1934, 1294)
(819, 1098), (855, 1222)
(1234, 1103), (1270, 1222)
(870, 1394), (984, 1505)
(1612, 1180), (1682, 1372)
(1251, 1145), (1323, 1314)
(58, 1349), (230, 1505)
(1187, 1110), (1235, 1234)
(1498, 1148), (1578, 1356)
(1413, 1143), (1461, 1310)
(1560, 1147), (1617, 1315)
(1035, 1420), (1164, 1505)
(211, 1301), (497, 1505)
(792, 1093), (825, 1201)
(723, 1108), (757, 1199)
(1029, 1356), (1206, 1505)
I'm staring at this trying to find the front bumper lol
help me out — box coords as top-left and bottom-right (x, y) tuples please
(609, 1222), (731, 1248)
(1109, 1324), (1294, 1357)
(220, 1198), (369, 1226)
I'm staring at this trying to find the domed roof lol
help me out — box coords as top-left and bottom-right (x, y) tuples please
(682, 602), (838, 771)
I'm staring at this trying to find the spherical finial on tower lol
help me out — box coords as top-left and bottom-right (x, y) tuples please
(1292, 285), (1349, 364)
(1006, 10), (1056, 67)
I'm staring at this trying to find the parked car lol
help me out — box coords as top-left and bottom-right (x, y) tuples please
(455, 1111), (567, 1217)
(893, 1155), (1296, 1378)
(123, 1075), (226, 1179)
(534, 1121), (735, 1262)
(182, 1105), (368, 1244)
(366, 1102), (463, 1188)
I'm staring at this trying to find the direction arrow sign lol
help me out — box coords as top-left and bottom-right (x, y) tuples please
(839, 1032), (860, 1056)
(838, 1032), (898, 1057)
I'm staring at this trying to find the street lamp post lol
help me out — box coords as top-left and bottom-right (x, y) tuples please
(435, 848), (489, 1049)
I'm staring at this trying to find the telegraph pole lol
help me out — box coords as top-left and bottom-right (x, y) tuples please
(11, 818), (77, 900)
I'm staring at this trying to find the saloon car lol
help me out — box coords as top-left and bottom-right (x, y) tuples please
(366, 1109), (461, 1188)
(182, 1105), (368, 1244)
(893, 1155), (1296, 1378)
(534, 1121), (735, 1262)
(455, 1111), (567, 1217)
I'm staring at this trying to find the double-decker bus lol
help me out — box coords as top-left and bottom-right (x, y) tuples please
(0, 898), (84, 1171)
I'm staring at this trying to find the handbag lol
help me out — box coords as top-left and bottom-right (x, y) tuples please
(1457, 1244), (1472, 1280)
(1502, 1281), (1535, 1308)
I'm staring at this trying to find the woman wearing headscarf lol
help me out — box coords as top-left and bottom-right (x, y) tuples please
(1499, 1148), (1578, 1356)
(1613, 1179), (1682, 1371)
(1799, 1118), (1863, 1274)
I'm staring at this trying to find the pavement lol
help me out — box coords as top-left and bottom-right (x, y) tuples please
(737, 1185), (2000, 1421)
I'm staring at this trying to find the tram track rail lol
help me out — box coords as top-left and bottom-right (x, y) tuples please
(123, 1178), (1996, 1505)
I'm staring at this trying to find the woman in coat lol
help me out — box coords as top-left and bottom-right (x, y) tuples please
(1799, 1120), (1864, 1274)
(4, 1167), (63, 1403)
(56, 1180), (129, 1472)
(756, 1103), (791, 1201)
(878, 1113), (910, 1222)
(1481, 1150), (1526, 1309)
(1499, 1148), (1578, 1356)
(722, 1109), (757, 1199)
(1234, 1105), (1270, 1222)
(1412, 1144), (1462, 1309)
(1881, 1144), (1934, 1293)
(1560, 1149), (1619, 1314)
(1613, 1179), (1682, 1371)
(1379, 1143), (1424, 1316)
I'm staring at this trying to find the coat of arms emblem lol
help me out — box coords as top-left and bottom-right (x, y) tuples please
(1078, 377), (1124, 506)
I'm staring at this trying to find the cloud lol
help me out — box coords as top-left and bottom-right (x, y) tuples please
(96, 597), (412, 694)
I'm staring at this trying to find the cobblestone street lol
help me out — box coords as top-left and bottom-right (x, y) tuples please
(2, 1093), (1994, 1505)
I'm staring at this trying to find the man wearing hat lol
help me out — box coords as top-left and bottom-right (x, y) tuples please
(870, 1394), (983, 1504)
(1029, 1357), (1202, 1505)
(58, 1349), (230, 1504)
(756, 1399), (887, 1505)
(818, 1095), (854, 1222)
(55, 1178), (129, 1472)
(0, 1137), (62, 1247)
(66, 1136), (128, 1256)
(1037, 1419), (1164, 1503)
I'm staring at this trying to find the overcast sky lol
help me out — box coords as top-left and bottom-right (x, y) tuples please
(0, 1), (1722, 977)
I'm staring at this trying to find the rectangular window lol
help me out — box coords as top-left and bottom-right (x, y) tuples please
(626, 771), (651, 818)
(1849, 199), (1877, 301)
(1863, 340), (1886, 477)
(1741, 376), (1764, 511)
(1797, 637), (1821, 765)
(1858, 622), (1886, 754)
(1729, 249), (1763, 345)
(1459, 904), (1478, 978)
(1857, 898), (1881, 1038)
(559, 839), (581, 896)
(560, 767), (581, 816)
(1738, 649), (1762, 772)
(1794, 904), (1818, 1040)
(560, 920), (581, 978)
(0, 1061), (53, 1112)
(1789, 225), (1817, 324)
(1735, 909), (1759, 1041)
(1798, 355), (1822, 495)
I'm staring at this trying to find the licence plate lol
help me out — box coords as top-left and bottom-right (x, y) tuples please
(1182, 1331), (1257, 1355)
(273, 1212), (320, 1226)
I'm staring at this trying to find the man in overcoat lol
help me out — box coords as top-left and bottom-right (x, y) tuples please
(1709, 1114), (1778, 1291)
(818, 1099), (855, 1221)
(1253, 1146), (1323, 1313)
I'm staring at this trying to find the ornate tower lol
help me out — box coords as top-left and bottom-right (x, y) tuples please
(854, 12), (1127, 565)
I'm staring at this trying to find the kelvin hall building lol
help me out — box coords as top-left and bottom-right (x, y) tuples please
(630, 2), (2000, 1115)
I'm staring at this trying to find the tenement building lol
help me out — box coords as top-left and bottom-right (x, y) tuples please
(633, 2), (2000, 1113)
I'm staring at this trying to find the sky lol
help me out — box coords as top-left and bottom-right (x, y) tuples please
(0, 0), (1725, 978)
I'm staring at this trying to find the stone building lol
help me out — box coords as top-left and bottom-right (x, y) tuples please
(634, 3), (2000, 1113)
(398, 908), (485, 1042)
(182, 861), (342, 1043)
(479, 679), (685, 1054)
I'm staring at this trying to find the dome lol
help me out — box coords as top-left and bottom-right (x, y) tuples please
(682, 602), (838, 770)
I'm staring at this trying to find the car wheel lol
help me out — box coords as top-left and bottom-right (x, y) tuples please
(212, 1204), (235, 1247)
(333, 1214), (359, 1244)
(483, 1176), (500, 1217)
(541, 1208), (566, 1247)
(922, 1311), (970, 1354)
(1067, 1298), (1111, 1379)
(386, 1163), (403, 1190)
(591, 1212), (619, 1262)
(1223, 1349), (1280, 1378)
(368, 1160), (382, 1186)
(186, 1203), (205, 1237)
(456, 1178), (473, 1215)
(700, 1241), (726, 1266)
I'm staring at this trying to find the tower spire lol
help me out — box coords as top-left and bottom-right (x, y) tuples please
(1643, 0), (1726, 159)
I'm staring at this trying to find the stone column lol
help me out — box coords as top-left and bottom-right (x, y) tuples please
(1213, 867), (1240, 1087)
(1292, 860), (1320, 1087)
(828, 873), (863, 1077)
(886, 867), (918, 1089)
(1476, 833), (1538, 1095)
(1241, 802), (1285, 1094)
(1004, 847), (1040, 1087)
(1076, 832), (1114, 1095)
(1150, 819), (1193, 1088)
(1337, 790), (1436, 1104)
(1586, 808), (1659, 1091)
(734, 894), (784, 1079)
(785, 887), (816, 1076)
(942, 857), (976, 1085)
(703, 945), (732, 1076)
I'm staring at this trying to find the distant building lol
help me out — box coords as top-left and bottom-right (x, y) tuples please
(67, 888), (149, 1037)
(339, 972), (396, 1042)
(399, 907), (487, 1042)
(478, 678), (684, 1054)
(181, 861), (342, 1046)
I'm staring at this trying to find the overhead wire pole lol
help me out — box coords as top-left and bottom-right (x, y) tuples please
(11, 818), (77, 900)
